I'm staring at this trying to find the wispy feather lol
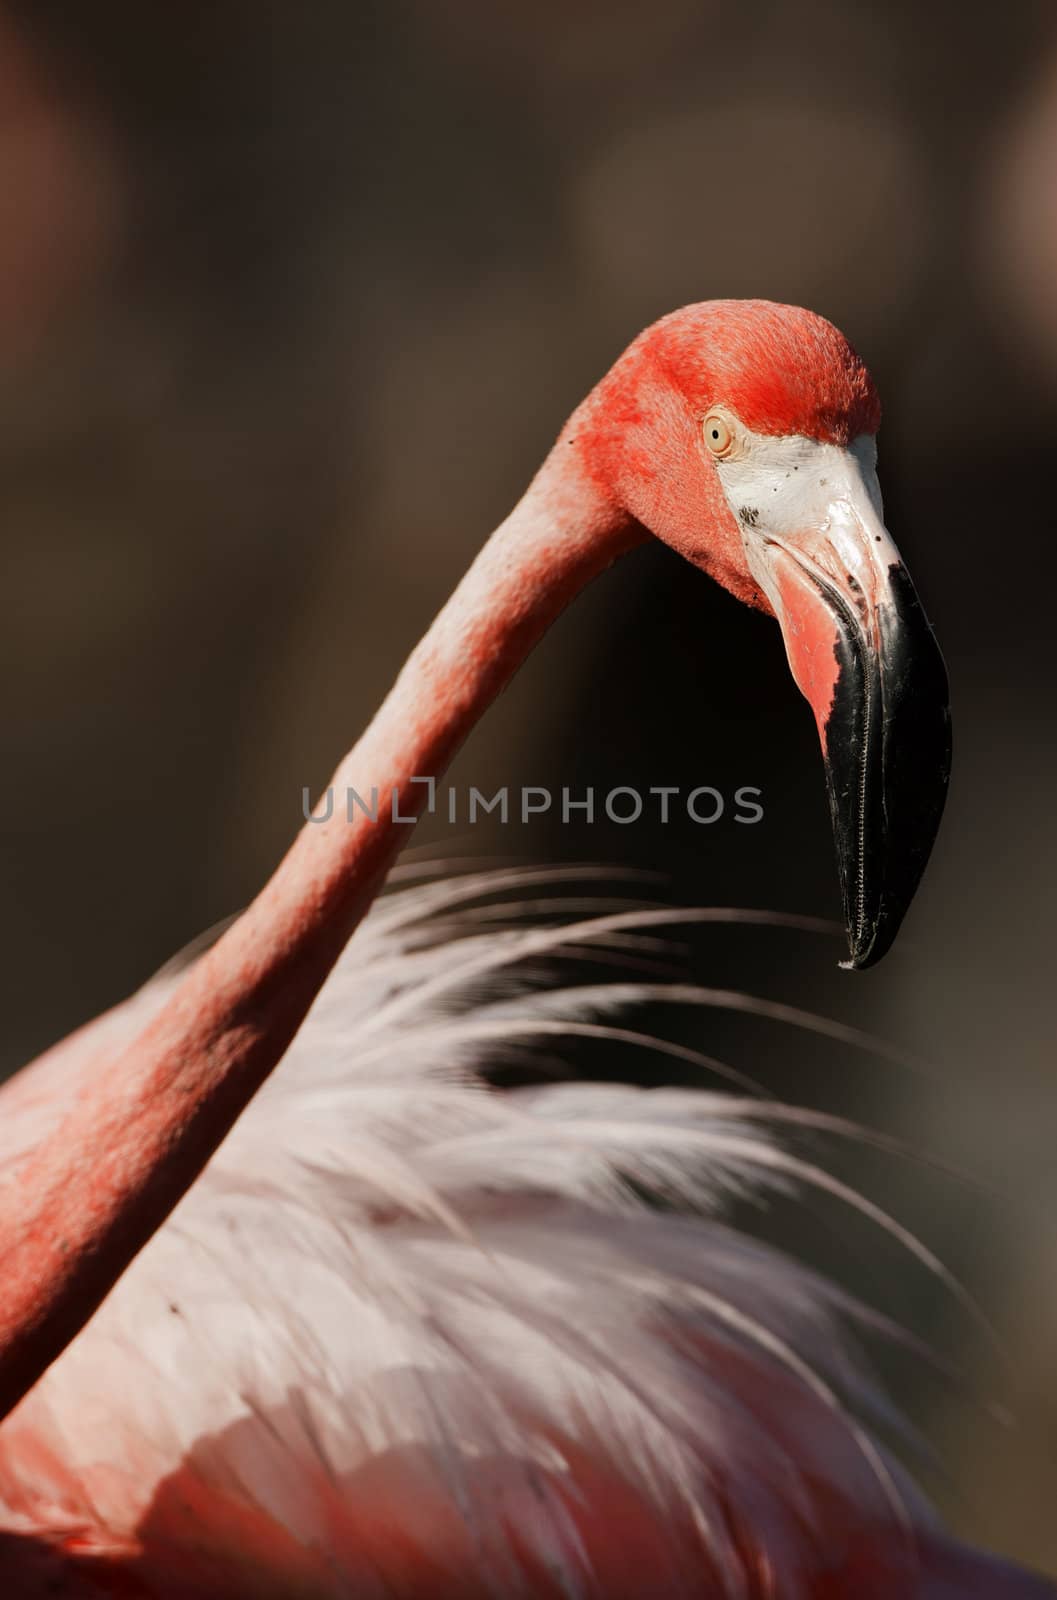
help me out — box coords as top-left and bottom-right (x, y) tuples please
(0, 868), (988, 1596)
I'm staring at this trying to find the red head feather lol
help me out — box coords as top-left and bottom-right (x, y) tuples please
(574, 299), (881, 609)
(643, 298), (881, 443)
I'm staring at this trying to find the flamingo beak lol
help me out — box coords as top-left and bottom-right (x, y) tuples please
(739, 446), (951, 968)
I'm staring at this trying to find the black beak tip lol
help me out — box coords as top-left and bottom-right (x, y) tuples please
(839, 947), (872, 973)
(833, 697), (952, 973)
(821, 563), (952, 975)
(839, 917), (898, 972)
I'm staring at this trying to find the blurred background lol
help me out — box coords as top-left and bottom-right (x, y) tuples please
(0, 0), (1055, 1575)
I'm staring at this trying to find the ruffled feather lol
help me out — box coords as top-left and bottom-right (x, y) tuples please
(0, 868), (1033, 1597)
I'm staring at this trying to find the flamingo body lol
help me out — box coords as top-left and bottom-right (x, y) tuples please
(0, 876), (1045, 1597)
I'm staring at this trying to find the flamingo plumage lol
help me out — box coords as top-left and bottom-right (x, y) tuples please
(0, 300), (1047, 1596)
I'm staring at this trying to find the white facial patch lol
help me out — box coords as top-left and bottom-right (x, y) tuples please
(709, 425), (897, 610)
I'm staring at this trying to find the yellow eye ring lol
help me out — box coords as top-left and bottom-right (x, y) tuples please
(702, 412), (735, 457)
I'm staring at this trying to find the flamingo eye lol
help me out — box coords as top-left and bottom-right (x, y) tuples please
(703, 412), (735, 457)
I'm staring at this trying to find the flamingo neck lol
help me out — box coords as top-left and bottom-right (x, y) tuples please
(0, 440), (639, 1419)
(290, 441), (639, 941)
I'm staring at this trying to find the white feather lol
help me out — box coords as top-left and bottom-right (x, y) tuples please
(0, 870), (939, 1597)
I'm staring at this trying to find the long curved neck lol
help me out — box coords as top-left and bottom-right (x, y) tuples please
(0, 442), (638, 1420)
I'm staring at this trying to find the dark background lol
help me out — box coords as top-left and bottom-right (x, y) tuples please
(1, 0), (1055, 1574)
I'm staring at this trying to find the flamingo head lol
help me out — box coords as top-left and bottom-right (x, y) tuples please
(579, 299), (951, 970)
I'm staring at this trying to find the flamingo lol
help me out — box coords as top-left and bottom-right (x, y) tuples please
(0, 298), (1048, 1597)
